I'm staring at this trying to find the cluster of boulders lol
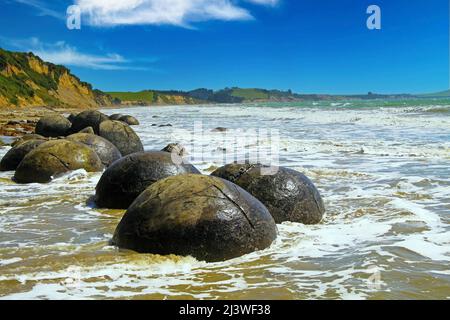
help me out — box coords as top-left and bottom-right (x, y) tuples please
(0, 110), (326, 262)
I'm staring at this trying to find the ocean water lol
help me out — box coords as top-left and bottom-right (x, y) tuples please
(0, 100), (449, 300)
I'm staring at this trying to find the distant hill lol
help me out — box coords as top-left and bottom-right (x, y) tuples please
(0, 48), (114, 108)
(418, 90), (450, 98)
(108, 90), (201, 106)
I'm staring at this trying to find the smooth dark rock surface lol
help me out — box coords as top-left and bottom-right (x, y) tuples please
(70, 111), (109, 134)
(0, 140), (46, 171)
(112, 174), (278, 262)
(95, 151), (200, 209)
(119, 115), (139, 126)
(35, 115), (72, 137)
(211, 164), (325, 224)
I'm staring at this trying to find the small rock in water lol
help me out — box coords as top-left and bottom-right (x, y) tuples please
(95, 151), (200, 209)
(212, 127), (228, 132)
(112, 174), (278, 262)
(161, 143), (187, 157)
(212, 164), (325, 224)
(119, 115), (140, 126)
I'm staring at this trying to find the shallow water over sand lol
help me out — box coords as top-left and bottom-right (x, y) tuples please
(0, 100), (449, 300)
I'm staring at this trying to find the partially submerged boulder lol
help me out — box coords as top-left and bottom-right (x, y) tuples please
(211, 164), (325, 224)
(0, 140), (46, 171)
(35, 115), (72, 137)
(67, 133), (122, 167)
(119, 115), (139, 126)
(11, 134), (47, 147)
(99, 120), (143, 156)
(112, 174), (278, 262)
(70, 110), (109, 134)
(95, 151), (200, 209)
(14, 140), (104, 183)
(109, 114), (124, 121)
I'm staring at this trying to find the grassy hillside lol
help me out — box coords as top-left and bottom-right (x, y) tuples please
(230, 88), (270, 100)
(108, 90), (201, 105)
(419, 90), (450, 97)
(0, 48), (114, 108)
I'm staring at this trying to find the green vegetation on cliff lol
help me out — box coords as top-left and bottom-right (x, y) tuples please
(0, 48), (114, 108)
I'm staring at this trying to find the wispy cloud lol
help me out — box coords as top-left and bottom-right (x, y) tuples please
(11, 0), (64, 20)
(74, 0), (279, 27)
(0, 37), (151, 70)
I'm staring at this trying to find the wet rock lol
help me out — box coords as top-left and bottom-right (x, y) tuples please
(11, 134), (47, 147)
(95, 151), (200, 209)
(35, 115), (72, 137)
(14, 140), (104, 183)
(212, 127), (228, 132)
(70, 110), (109, 134)
(0, 140), (46, 171)
(67, 113), (77, 123)
(161, 143), (187, 157)
(119, 115), (140, 126)
(99, 120), (144, 156)
(211, 164), (325, 224)
(112, 174), (278, 262)
(109, 114), (124, 121)
(78, 126), (95, 134)
(67, 133), (122, 167)
(158, 124), (172, 127)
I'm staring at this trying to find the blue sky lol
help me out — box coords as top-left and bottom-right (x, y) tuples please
(0, 0), (448, 94)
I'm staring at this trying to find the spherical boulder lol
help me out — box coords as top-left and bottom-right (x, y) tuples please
(67, 133), (122, 167)
(70, 110), (109, 134)
(0, 140), (46, 171)
(11, 134), (47, 147)
(109, 114), (123, 121)
(119, 115), (140, 126)
(14, 140), (104, 183)
(211, 164), (325, 224)
(95, 151), (200, 209)
(99, 120), (144, 156)
(35, 115), (72, 137)
(112, 174), (278, 262)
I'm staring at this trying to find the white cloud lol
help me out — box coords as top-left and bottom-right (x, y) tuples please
(1, 37), (147, 70)
(74, 0), (279, 27)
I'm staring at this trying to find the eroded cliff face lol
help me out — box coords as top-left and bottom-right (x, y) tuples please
(0, 48), (115, 108)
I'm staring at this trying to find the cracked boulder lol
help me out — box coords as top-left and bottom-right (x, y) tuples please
(14, 140), (104, 183)
(70, 110), (109, 135)
(11, 134), (47, 147)
(99, 120), (143, 156)
(0, 140), (46, 171)
(95, 151), (200, 209)
(35, 115), (72, 137)
(112, 174), (278, 262)
(67, 133), (122, 167)
(211, 164), (325, 224)
(109, 114), (124, 121)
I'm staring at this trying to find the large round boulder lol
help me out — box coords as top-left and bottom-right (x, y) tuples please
(67, 133), (122, 167)
(112, 174), (278, 262)
(0, 140), (46, 171)
(119, 115), (139, 126)
(35, 115), (72, 137)
(99, 120), (144, 156)
(14, 140), (104, 183)
(95, 151), (200, 209)
(70, 110), (109, 134)
(211, 164), (325, 224)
